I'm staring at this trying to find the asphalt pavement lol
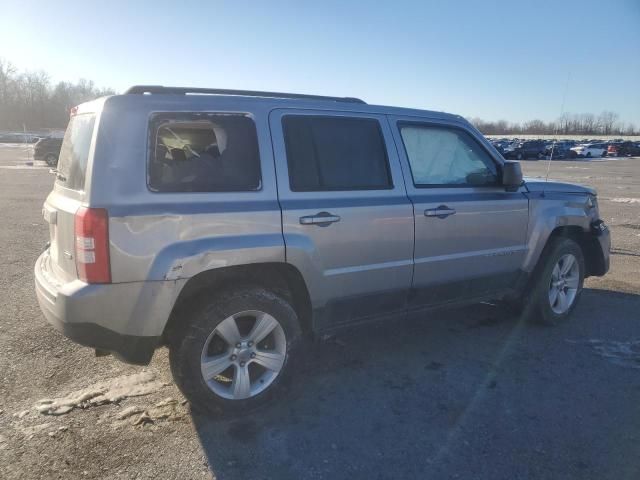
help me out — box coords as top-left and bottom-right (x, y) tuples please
(0, 146), (639, 480)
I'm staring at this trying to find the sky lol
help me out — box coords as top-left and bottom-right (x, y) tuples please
(1, 0), (639, 125)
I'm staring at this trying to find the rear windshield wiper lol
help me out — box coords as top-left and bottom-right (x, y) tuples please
(49, 168), (67, 182)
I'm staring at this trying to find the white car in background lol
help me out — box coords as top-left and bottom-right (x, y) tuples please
(570, 143), (607, 158)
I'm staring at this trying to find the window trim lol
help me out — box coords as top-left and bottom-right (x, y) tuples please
(397, 121), (502, 189)
(146, 112), (263, 194)
(281, 114), (394, 192)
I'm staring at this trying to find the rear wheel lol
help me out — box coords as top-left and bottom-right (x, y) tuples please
(169, 286), (302, 415)
(44, 153), (58, 166)
(521, 237), (585, 325)
(586, 152), (592, 158)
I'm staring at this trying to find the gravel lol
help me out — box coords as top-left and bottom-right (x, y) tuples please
(1, 147), (639, 479)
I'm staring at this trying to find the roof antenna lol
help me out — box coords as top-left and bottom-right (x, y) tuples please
(542, 71), (571, 197)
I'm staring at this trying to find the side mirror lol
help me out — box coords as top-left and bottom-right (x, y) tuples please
(502, 161), (523, 192)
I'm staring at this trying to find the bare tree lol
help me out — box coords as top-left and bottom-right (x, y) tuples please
(0, 59), (115, 130)
(597, 111), (619, 135)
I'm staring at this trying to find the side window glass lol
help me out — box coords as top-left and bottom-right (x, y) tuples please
(399, 125), (497, 187)
(148, 114), (261, 192)
(282, 116), (392, 191)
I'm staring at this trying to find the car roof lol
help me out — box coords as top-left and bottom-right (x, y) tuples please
(98, 85), (465, 123)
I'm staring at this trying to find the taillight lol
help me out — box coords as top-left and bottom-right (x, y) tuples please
(74, 207), (111, 283)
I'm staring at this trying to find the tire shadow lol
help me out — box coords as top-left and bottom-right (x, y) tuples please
(190, 288), (640, 480)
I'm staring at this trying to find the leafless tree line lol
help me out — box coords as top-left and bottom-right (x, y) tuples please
(0, 59), (115, 130)
(469, 112), (638, 137)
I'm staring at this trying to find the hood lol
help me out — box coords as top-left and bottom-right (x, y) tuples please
(524, 177), (596, 195)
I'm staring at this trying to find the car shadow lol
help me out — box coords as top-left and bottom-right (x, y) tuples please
(190, 288), (640, 480)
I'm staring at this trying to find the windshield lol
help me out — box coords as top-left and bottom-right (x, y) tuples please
(56, 113), (96, 191)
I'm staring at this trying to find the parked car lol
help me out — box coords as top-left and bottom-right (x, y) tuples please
(570, 143), (607, 158)
(503, 140), (546, 160)
(34, 86), (610, 414)
(544, 141), (573, 159)
(607, 141), (640, 157)
(33, 137), (64, 165)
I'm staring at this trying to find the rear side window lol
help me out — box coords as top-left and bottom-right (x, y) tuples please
(148, 113), (261, 192)
(282, 116), (392, 191)
(56, 113), (96, 191)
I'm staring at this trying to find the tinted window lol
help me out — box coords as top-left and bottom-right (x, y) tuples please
(149, 113), (261, 192)
(399, 124), (497, 187)
(282, 116), (391, 191)
(56, 113), (96, 191)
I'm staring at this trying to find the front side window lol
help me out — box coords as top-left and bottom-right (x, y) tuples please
(282, 115), (392, 191)
(399, 125), (497, 187)
(148, 113), (261, 192)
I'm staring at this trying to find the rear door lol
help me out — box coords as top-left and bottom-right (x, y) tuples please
(389, 116), (529, 308)
(43, 112), (97, 282)
(270, 109), (414, 329)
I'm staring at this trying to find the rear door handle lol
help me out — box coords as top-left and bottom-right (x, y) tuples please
(424, 205), (456, 219)
(299, 212), (341, 226)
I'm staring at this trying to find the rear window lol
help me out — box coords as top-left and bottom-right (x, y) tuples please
(56, 113), (96, 191)
(148, 113), (261, 192)
(282, 115), (392, 191)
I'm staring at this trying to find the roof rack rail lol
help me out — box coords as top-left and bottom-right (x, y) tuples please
(124, 85), (366, 104)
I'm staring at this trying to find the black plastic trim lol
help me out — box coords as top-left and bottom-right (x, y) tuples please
(125, 85), (366, 104)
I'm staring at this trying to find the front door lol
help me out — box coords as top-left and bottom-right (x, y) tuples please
(389, 117), (529, 308)
(270, 109), (414, 328)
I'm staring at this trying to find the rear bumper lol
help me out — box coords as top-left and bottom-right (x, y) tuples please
(34, 250), (179, 365)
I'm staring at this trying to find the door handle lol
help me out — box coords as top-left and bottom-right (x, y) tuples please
(424, 205), (456, 219)
(299, 212), (341, 226)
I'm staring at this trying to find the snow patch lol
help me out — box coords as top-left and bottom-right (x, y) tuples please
(608, 197), (640, 204)
(35, 371), (166, 415)
(568, 339), (640, 369)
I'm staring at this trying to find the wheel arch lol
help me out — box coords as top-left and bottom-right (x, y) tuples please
(546, 226), (606, 277)
(162, 262), (313, 344)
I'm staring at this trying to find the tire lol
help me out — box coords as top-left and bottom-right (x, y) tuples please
(44, 153), (58, 166)
(521, 237), (585, 326)
(169, 286), (302, 415)
(517, 152), (524, 160)
(537, 152), (543, 160)
(586, 152), (592, 158)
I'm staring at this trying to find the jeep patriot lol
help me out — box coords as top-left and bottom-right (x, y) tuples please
(35, 86), (610, 413)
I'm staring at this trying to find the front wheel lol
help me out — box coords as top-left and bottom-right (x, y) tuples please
(169, 286), (302, 415)
(523, 237), (585, 325)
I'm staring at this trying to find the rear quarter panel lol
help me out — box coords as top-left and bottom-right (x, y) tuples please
(90, 96), (284, 285)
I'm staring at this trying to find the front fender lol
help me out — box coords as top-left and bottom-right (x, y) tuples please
(522, 192), (592, 272)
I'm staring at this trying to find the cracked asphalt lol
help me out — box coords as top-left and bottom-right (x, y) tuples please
(0, 146), (639, 480)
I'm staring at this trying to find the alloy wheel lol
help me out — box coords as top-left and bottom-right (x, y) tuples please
(200, 310), (286, 400)
(548, 253), (580, 314)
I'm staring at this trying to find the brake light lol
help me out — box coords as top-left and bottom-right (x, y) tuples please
(74, 207), (111, 283)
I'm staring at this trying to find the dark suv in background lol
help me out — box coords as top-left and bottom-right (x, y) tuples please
(33, 137), (63, 166)
(607, 141), (640, 157)
(504, 140), (546, 160)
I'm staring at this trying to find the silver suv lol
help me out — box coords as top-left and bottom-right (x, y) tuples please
(35, 86), (610, 413)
